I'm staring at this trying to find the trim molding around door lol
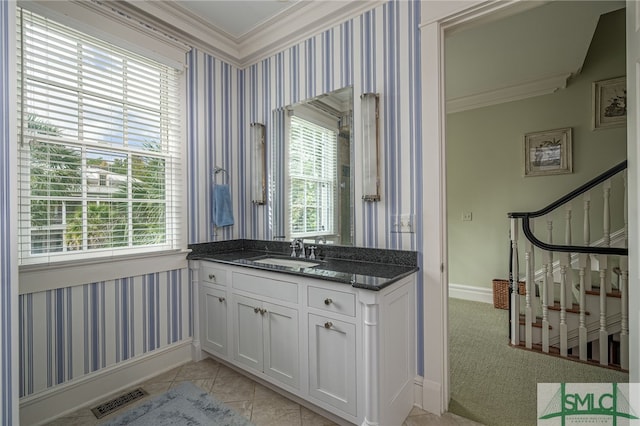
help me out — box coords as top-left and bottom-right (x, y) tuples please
(419, 0), (529, 415)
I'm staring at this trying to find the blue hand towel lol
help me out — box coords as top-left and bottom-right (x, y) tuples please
(212, 184), (234, 227)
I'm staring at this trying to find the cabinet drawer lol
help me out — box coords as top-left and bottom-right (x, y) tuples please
(232, 272), (298, 303)
(308, 286), (355, 317)
(202, 264), (228, 286)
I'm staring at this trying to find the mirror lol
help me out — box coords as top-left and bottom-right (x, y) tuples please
(271, 87), (354, 245)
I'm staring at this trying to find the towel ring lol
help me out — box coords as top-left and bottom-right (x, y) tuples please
(213, 166), (228, 182)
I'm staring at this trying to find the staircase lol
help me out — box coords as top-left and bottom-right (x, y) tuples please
(508, 161), (628, 370)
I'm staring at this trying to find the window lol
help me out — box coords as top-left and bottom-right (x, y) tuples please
(288, 116), (337, 238)
(17, 8), (182, 265)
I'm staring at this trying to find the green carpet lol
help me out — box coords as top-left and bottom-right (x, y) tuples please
(448, 297), (628, 426)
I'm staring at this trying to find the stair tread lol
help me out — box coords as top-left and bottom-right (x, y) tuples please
(518, 314), (553, 329)
(585, 288), (622, 298)
(548, 302), (589, 314)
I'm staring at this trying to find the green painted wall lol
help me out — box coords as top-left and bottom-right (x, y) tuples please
(446, 8), (627, 291)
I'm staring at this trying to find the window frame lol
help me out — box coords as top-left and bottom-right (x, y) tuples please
(15, 4), (188, 279)
(287, 114), (338, 240)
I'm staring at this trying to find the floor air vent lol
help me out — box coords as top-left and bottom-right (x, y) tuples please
(91, 387), (148, 419)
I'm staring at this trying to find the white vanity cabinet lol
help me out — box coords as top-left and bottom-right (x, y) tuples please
(307, 285), (357, 415)
(189, 259), (416, 426)
(308, 313), (357, 415)
(200, 264), (229, 357)
(232, 293), (299, 388)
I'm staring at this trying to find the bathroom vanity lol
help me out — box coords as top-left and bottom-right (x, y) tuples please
(187, 240), (418, 426)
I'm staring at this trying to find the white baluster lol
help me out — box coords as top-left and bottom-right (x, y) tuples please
(603, 180), (611, 247)
(620, 256), (629, 370)
(542, 264), (550, 354)
(564, 204), (574, 307)
(510, 218), (520, 347)
(583, 193), (591, 246)
(529, 221), (539, 320)
(603, 181), (612, 293)
(565, 203), (572, 246)
(624, 171), (628, 248)
(578, 254), (588, 361)
(583, 194), (592, 291)
(598, 255), (609, 366)
(560, 265), (568, 357)
(546, 220), (554, 307)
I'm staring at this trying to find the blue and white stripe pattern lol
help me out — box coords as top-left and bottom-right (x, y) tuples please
(187, 51), (244, 244)
(19, 269), (189, 397)
(188, 0), (422, 250)
(187, 0), (423, 373)
(1, 0), (17, 423)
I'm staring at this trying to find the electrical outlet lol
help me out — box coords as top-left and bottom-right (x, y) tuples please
(462, 212), (473, 221)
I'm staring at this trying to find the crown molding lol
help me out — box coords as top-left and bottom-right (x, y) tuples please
(122, 0), (384, 68)
(446, 72), (571, 114)
(238, 0), (386, 67)
(119, 0), (243, 67)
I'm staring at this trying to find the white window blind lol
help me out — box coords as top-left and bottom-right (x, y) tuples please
(17, 8), (183, 265)
(288, 116), (337, 238)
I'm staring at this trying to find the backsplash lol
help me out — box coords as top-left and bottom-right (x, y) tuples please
(188, 239), (418, 267)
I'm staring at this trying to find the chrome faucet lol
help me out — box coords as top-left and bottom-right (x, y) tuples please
(296, 239), (306, 258)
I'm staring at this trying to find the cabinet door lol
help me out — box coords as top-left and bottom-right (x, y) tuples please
(233, 294), (263, 372)
(201, 285), (228, 357)
(308, 313), (356, 415)
(262, 301), (299, 389)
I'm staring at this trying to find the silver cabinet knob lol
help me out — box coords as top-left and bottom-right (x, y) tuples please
(218, 297), (225, 303)
(254, 307), (260, 314)
(208, 274), (215, 280)
(324, 298), (333, 305)
(324, 322), (333, 329)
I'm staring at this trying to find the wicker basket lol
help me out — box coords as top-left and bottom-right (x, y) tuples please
(492, 279), (526, 310)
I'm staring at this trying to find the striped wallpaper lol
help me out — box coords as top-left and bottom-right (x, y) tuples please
(18, 269), (190, 397)
(1, 0), (17, 424)
(187, 0), (424, 374)
(4, 0), (426, 409)
(188, 0), (422, 251)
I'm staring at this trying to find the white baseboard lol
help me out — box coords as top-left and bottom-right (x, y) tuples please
(20, 340), (193, 426)
(413, 376), (423, 409)
(448, 283), (493, 304)
(421, 378), (444, 415)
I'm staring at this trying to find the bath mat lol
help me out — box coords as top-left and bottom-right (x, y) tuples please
(100, 381), (253, 425)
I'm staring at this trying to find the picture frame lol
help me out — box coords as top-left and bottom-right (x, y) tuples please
(524, 127), (572, 177)
(592, 76), (626, 129)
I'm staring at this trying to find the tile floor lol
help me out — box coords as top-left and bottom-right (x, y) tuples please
(45, 358), (481, 426)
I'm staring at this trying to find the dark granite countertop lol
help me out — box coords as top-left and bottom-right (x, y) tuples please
(187, 239), (418, 291)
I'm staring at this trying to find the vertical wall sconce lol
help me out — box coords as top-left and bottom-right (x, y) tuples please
(251, 123), (266, 205)
(361, 92), (380, 202)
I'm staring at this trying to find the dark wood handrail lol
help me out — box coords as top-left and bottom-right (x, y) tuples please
(507, 160), (628, 256)
(508, 160), (627, 219)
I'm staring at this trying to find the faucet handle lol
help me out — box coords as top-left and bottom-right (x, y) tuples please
(309, 246), (317, 260)
(289, 242), (297, 257)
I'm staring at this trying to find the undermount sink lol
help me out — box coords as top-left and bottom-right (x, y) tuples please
(253, 257), (320, 269)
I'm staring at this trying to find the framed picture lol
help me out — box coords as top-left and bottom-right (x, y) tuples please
(524, 127), (572, 177)
(592, 76), (626, 129)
